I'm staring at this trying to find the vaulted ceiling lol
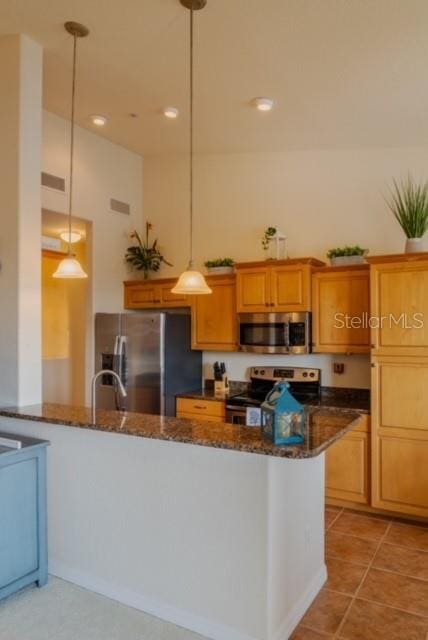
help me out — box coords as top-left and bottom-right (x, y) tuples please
(1, 0), (428, 155)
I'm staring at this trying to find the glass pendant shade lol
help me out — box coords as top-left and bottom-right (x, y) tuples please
(60, 230), (82, 244)
(53, 257), (88, 279)
(171, 268), (212, 294)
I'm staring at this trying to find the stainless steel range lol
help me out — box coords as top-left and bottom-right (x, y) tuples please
(226, 366), (321, 425)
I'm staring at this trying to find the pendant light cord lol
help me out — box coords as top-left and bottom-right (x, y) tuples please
(68, 33), (77, 257)
(189, 7), (194, 268)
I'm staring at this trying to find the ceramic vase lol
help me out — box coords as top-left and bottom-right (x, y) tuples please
(405, 237), (424, 253)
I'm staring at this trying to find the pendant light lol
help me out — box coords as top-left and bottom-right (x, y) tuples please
(172, 0), (211, 295)
(53, 22), (89, 279)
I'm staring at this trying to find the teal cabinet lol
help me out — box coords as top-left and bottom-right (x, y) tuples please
(0, 432), (49, 600)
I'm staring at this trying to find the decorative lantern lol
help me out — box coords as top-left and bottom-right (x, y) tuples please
(261, 382), (305, 445)
(267, 231), (287, 260)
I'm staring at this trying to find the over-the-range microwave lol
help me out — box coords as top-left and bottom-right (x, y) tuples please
(238, 312), (311, 354)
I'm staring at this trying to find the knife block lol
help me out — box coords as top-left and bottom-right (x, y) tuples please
(214, 377), (229, 398)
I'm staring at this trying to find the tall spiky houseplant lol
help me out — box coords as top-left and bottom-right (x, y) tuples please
(386, 176), (428, 253)
(125, 222), (172, 279)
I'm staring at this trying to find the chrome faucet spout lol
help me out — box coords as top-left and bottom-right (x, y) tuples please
(91, 369), (127, 423)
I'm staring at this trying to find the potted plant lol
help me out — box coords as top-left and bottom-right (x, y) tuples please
(125, 222), (172, 279)
(386, 176), (428, 253)
(327, 245), (368, 266)
(204, 258), (235, 275)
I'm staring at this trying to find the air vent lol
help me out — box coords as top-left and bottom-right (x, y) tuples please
(41, 171), (66, 193)
(110, 198), (130, 216)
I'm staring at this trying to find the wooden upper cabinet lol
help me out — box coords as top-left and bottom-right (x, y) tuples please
(236, 258), (323, 313)
(236, 268), (270, 312)
(371, 356), (428, 518)
(271, 265), (311, 312)
(370, 257), (428, 356)
(124, 279), (189, 309)
(191, 275), (237, 351)
(312, 266), (370, 354)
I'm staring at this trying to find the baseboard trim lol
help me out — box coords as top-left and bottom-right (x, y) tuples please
(271, 564), (327, 640)
(49, 560), (258, 640)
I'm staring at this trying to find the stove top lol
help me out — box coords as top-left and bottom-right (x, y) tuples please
(227, 366), (321, 408)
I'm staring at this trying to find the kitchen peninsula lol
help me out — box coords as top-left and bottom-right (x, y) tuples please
(0, 403), (361, 640)
(0, 404), (360, 640)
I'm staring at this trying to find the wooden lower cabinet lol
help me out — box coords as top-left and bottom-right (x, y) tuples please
(176, 397), (225, 422)
(371, 356), (428, 518)
(191, 275), (237, 351)
(326, 415), (370, 505)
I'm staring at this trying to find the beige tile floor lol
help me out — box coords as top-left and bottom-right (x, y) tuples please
(291, 506), (428, 640)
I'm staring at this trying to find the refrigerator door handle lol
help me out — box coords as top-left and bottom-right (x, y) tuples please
(113, 335), (127, 410)
(113, 335), (121, 357)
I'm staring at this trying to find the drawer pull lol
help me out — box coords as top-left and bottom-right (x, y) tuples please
(193, 405), (206, 410)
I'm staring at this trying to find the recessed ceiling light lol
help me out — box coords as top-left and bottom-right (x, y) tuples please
(253, 97), (274, 112)
(90, 114), (108, 126)
(60, 230), (82, 244)
(163, 106), (179, 119)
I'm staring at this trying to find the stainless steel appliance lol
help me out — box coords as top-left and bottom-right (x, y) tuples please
(226, 366), (320, 425)
(238, 312), (311, 354)
(95, 312), (202, 416)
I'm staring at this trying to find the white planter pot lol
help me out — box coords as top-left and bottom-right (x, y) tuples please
(330, 255), (367, 266)
(206, 266), (235, 275)
(405, 237), (424, 253)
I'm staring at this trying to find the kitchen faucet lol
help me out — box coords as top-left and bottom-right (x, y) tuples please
(91, 369), (127, 422)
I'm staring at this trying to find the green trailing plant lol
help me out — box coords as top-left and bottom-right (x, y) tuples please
(327, 245), (367, 259)
(204, 258), (235, 268)
(262, 226), (277, 251)
(125, 222), (172, 279)
(386, 176), (428, 239)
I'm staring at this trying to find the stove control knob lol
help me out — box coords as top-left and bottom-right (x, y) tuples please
(302, 371), (308, 377)
(309, 372), (315, 378)
(260, 369), (265, 376)
(254, 369), (259, 375)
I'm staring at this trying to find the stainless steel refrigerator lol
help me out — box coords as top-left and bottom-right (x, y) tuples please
(95, 312), (202, 416)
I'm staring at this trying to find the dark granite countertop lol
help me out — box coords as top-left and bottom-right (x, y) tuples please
(177, 381), (248, 401)
(178, 385), (371, 414)
(0, 403), (362, 459)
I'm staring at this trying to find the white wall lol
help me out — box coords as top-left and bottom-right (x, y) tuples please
(144, 146), (428, 387)
(42, 111), (144, 400)
(203, 352), (371, 389)
(0, 35), (42, 407)
(42, 110), (144, 314)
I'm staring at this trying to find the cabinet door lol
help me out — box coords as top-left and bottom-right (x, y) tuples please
(124, 282), (159, 308)
(158, 283), (189, 308)
(270, 265), (311, 312)
(0, 458), (38, 588)
(371, 261), (428, 356)
(124, 280), (189, 309)
(326, 415), (369, 504)
(312, 269), (370, 354)
(371, 357), (428, 517)
(236, 268), (270, 312)
(191, 276), (237, 351)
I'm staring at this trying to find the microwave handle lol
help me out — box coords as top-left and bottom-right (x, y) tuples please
(284, 321), (290, 347)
